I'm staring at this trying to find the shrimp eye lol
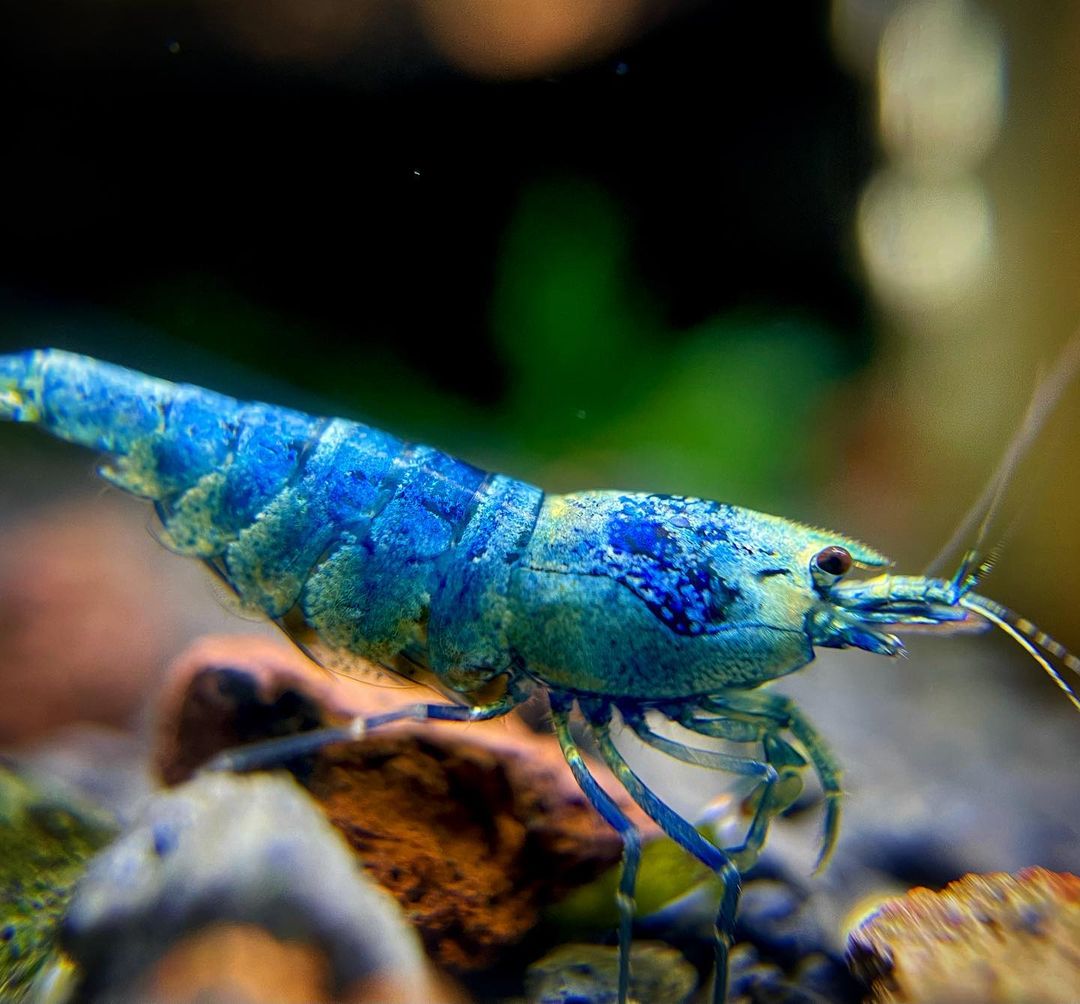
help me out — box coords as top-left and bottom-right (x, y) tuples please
(813, 546), (852, 577)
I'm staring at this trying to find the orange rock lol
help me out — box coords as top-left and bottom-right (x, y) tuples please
(153, 634), (660, 971)
(139, 921), (467, 1004)
(848, 867), (1080, 1004)
(139, 922), (335, 1003)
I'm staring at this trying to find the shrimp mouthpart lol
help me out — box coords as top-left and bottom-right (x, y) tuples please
(824, 574), (1080, 712)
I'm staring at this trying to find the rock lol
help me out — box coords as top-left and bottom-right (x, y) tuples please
(847, 867), (1080, 1003)
(524, 941), (697, 1004)
(521, 940), (843, 1004)
(735, 878), (833, 971)
(727, 942), (850, 1004)
(62, 771), (438, 1003)
(139, 921), (470, 1004)
(138, 922), (342, 1004)
(152, 634), (331, 787)
(0, 766), (117, 1002)
(151, 634), (660, 971)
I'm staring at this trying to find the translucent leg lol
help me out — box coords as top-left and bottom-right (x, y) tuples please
(658, 709), (805, 873)
(550, 693), (641, 1004)
(622, 709), (786, 872)
(702, 691), (843, 869)
(671, 708), (763, 744)
(585, 703), (740, 1004)
(623, 709), (777, 783)
(201, 691), (523, 773)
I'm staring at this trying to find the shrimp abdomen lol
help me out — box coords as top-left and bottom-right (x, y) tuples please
(0, 348), (544, 680)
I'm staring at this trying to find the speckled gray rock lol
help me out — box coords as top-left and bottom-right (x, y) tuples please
(62, 771), (430, 1002)
(525, 942), (697, 1004)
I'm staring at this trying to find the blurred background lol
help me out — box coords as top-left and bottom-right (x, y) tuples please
(0, 0), (1078, 875)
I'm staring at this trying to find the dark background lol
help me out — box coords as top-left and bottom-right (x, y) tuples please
(1, 0), (871, 400)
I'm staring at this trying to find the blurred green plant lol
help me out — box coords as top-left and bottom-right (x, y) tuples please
(493, 178), (861, 508)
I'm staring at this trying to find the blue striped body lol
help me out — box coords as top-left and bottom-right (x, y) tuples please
(0, 350), (543, 691)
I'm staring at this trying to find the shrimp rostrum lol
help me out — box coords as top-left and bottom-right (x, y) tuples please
(2, 348), (1077, 1004)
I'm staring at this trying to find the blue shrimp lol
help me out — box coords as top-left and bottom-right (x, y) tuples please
(1, 347), (1078, 1004)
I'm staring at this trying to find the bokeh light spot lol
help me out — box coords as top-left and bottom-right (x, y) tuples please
(878, 0), (1004, 173)
(857, 168), (994, 310)
(415, 0), (642, 78)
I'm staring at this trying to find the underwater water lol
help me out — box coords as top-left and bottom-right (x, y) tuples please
(1, 2), (1079, 1002)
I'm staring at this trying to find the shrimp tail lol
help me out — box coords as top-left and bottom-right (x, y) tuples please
(1, 349), (179, 452)
(0, 349), (539, 679)
(0, 347), (323, 563)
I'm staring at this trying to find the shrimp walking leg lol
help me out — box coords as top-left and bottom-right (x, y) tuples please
(729, 732), (808, 871)
(203, 692), (523, 774)
(621, 711), (788, 870)
(585, 703), (740, 1004)
(550, 693), (642, 1004)
(702, 693), (843, 868)
(622, 710), (777, 783)
(651, 710), (806, 872)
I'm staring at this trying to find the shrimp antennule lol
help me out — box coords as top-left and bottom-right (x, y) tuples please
(959, 593), (1080, 712)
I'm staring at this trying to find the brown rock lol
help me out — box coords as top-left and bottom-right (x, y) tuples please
(847, 867), (1080, 1004)
(153, 633), (335, 786)
(153, 634), (660, 972)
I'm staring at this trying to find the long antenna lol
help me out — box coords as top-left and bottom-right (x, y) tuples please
(924, 331), (1080, 579)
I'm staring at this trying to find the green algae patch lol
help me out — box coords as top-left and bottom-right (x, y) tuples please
(547, 829), (711, 932)
(526, 941), (697, 1004)
(0, 767), (117, 1001)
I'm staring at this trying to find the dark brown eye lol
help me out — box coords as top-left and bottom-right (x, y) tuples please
(814, 546), (852, 577)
